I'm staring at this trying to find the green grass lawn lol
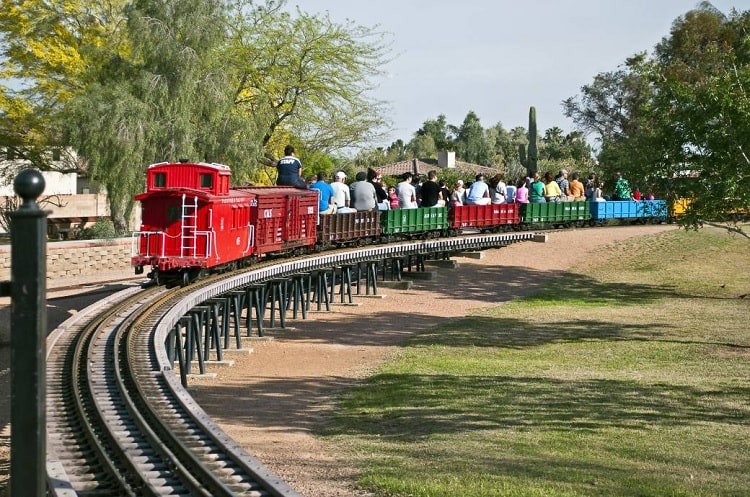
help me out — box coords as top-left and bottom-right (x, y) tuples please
(324, 226), (750, 497)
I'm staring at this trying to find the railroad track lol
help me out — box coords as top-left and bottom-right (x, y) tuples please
(45, 232), (538, 496)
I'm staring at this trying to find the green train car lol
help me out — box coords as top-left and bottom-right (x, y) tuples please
(380, 206), (449, 236)
(521, 202), (591, 227)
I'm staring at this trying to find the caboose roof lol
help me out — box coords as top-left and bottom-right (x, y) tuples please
(136, 187), (252, 202)
(142, 161), (233, 196)
(147, 161), (231, 172)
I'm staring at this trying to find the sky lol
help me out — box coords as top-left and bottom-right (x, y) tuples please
(293, 0), (743, 147)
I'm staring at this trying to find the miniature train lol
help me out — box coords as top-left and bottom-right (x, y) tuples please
(131, 161), (667, 285)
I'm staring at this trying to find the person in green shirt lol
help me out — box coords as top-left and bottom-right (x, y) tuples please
(613, 172), (633, 201)
(529, 172), (546, 203)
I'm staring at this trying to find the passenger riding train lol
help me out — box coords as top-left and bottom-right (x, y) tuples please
(131, 161), (667, 285)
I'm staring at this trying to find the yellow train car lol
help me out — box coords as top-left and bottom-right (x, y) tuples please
(668, 195), (692, 220)
(666, 174), (747, 222)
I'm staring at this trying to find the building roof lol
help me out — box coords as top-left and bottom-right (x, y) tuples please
(373, 158), (497, 179)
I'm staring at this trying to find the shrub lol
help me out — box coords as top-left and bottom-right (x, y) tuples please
(74, 219), (117, 240)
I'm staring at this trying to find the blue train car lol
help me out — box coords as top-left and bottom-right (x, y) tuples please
(589, 200), (667, 224)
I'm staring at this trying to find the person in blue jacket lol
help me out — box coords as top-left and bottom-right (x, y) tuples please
(276, 145), (307, 188)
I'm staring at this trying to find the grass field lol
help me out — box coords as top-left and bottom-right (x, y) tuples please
(324, 226), (750, 497)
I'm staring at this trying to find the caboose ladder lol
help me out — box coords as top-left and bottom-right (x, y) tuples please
(181, 194), (198, 257)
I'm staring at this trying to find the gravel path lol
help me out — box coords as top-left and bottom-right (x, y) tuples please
(0, 224), (675, 496)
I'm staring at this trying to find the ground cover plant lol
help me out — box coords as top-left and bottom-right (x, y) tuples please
(324, 226), (750, 497)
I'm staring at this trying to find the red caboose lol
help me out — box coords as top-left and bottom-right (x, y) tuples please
(132, 161), (319, 285)
(132, 161), (252, 284)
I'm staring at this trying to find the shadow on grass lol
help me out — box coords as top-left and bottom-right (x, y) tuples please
(406, 264), (681, 309)
(267, 265), (685, 347)
(193, 372), (750, 441)
(411, 315), (750, 350)
(193, 262), (748, 435)
(328, 374), (750, 441)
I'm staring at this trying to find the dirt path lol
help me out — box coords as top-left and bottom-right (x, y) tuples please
(187, 225), (675, 496)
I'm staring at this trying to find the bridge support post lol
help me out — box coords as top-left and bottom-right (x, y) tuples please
(339, 266), (354, 303)
(243, 284), (266, 337)
(311, 270), (331, 311)
(365, 261), (379, 295)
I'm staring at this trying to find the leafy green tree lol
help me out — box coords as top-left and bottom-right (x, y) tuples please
(0, 0), (129, 171)
(385, 139), (408, 162)
(649, 4), (750, 234)
(406, 133), (437, 159)
(412, 114), (452, 152)
(226, 0), (391, 163)
(539, 127), (566, 161)
(562, 52), (656, 178)
(485, 122), (517, 170)
(62, 0), (251, 232)
(565, 131), (594, 166)
(453, 111), (494, 166)
(565, 3), (749, 236)
(539, 128), (594, 173)
(353, 147), (388, 169)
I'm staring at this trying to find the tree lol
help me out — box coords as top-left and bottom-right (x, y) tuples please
(385, 139), (408, 162)
(564, 3), (749, 235)
(61, 0), (252, 232)
(3, 0), (394, 231)
(0, 0), (129, 171)
(485, 122), (516, 170)
(539, 127), (566, 161)
(562, 52), (657, 180)
(226, 0), (392, 165)
(539, 128), (594, 172)
(406, 133), (437, 159)
(353, 147), (387, 169)
(453, 111), (493, 166)
(413, 114), (452, 152)
(648, 5), (750, 234)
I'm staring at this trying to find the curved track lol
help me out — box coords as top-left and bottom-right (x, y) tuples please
(46, 232), (538, 496)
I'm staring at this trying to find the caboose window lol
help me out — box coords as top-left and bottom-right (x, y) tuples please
(167, 205), (181, 223)
(154, 172), (167, 187)
(200, 173), (213, 189)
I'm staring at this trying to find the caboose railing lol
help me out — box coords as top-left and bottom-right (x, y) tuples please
(131, 230), (214, 260)
(132, 231), (166, 258)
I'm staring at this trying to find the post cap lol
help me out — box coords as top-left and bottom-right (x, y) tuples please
(13, 169), (45, 204)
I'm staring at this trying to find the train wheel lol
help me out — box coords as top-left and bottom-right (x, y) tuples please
(153, 270), (162, 286)
(181, 271), (190, 287)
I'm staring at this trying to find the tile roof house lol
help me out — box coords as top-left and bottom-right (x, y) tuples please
(373, 151), (498, 179)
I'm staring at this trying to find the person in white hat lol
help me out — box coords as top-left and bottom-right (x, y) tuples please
(331, 171), (355, 213)
(451, 179), (467, 206)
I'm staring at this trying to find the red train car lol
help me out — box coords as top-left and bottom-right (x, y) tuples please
(449, 203), (520, 231)
(131, 161), (319, 285)
(233, 186), (318, 256)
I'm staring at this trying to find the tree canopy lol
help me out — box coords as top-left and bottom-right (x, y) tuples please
(564, 3), (750, 234)
(0, 0), (130, 173)
(225, 0), (391, 169)
(354, 110), (594, 180)
(1, 0), (392, 232)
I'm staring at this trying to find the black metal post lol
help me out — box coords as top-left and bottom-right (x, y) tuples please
(9, 169), (48, 497)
